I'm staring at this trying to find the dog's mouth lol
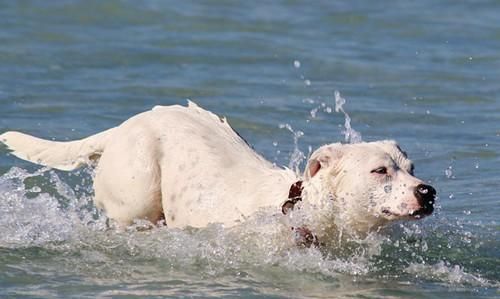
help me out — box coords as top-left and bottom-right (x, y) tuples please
(381, 209), (401, 218)
(382, 207), (433, 219)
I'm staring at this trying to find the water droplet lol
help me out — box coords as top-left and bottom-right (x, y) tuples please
(304, 79), (311, 86)
(334, 91), (362, 143)
(30, 186), (41, 193)
(444, 166), (453, 178)
(293, 60), (301, 68)
(418, 186), (428, 194)
(310, 108), (318, 118)
(384, 185), (392, 193)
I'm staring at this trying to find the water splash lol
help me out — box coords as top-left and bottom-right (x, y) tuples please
(278, 123), (306, 175)
(334, 90), (362, 143)
(307, 100), (334, 120)
(0, 165), (497, 296)
(406, 261), (491, 286)
(0, 167), (106, 247)
(445, 165), (454, 179)
(0, 110), (497, 296)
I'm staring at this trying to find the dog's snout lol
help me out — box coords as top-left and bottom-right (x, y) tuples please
(414, 184), (436, 214)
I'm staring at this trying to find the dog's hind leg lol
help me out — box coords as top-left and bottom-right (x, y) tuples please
(92, 123), (164, 227)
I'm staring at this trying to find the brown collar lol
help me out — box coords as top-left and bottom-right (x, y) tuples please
(281, 180), (320, 248)
(282, 180), (304, 215)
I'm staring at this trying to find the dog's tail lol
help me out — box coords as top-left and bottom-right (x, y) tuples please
(0, 128), (115, 171)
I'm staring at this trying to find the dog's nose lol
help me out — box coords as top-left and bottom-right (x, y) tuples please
(414, 184), (436, 214)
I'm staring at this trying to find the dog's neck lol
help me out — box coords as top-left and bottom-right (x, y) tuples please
(280, 178), (332, 216)
(280, 180), (321, 248)
(281, 178), (379, 241)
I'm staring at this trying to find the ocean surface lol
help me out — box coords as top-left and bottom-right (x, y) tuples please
(0, 1), (499, 298)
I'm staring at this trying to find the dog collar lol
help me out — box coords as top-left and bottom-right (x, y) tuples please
(281, 180), (320, 248)
(281, 180), (304, 215)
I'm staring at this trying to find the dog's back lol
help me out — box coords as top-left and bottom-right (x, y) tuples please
(1, 102), (297, 227)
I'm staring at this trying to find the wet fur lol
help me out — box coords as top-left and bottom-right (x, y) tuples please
(0, 102), (434, 238)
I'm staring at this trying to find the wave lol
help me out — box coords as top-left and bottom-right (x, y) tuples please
(0, 165), (497, 292)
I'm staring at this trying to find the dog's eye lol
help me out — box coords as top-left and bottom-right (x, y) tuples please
(371, 167), (388, 174)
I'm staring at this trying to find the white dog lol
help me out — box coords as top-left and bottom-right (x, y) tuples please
(0, 102), (435, 243)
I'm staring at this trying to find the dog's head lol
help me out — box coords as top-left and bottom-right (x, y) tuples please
(304, 140), (436, 233)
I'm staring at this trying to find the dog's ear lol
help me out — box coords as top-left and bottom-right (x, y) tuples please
(304, 143), (344, 180)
